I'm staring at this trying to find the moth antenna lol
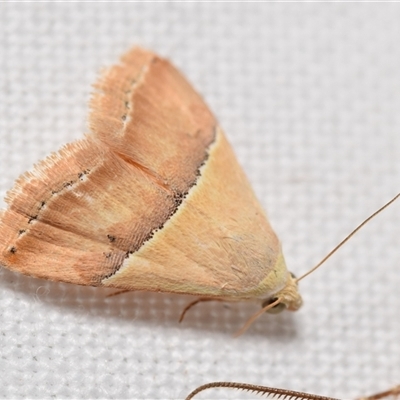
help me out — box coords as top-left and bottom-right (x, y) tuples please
(185, 381), (339, 400)
(234, 298), (281, 337)
(297, 192), (400, 283)
(357, 385), (400, 400)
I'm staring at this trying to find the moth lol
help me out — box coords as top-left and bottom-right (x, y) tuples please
(0, 47), (302, 334)
(1, 47), (398, 400)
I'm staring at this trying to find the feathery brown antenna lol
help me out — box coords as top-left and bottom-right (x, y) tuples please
(185, 382), (400, 400)
(185, 382), (339, 400)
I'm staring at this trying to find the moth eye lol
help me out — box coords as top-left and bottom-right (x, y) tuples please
(262, 298), (287, 314)
(290, 272), (296, 279)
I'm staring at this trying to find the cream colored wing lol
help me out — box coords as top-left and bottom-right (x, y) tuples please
(103, 127), (288, 299)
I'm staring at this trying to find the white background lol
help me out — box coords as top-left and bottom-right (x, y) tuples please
(0, 3), (400, 399)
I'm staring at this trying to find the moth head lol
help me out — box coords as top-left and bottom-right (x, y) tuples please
(235, 272), (302, 336)
(263, 271), (302, 314)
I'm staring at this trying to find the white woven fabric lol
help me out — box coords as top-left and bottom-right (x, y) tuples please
(1, 3), (400, 399)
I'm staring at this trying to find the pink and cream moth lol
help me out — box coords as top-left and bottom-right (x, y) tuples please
(0, 47), (302, 321)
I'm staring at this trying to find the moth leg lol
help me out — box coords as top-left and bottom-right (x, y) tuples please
(179, 298), (224, 323)
(358, 385), (400, 400)
(106, 289), (132, 298)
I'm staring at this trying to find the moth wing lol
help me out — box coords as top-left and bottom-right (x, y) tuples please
(0, 47), (286, 299)
(103, 128), (286, 299)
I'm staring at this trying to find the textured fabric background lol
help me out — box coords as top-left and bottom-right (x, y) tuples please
(1, 3), (400, 400)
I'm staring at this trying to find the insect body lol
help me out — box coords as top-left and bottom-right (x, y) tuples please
(0, 47), (301, 330)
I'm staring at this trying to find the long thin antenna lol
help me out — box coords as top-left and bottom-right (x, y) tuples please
(297, 192), (400, 282)
(234, 297), (281, 337)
